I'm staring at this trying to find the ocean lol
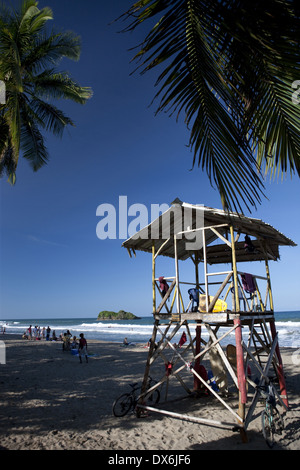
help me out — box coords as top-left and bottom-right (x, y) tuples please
(1, 311), (300, 348)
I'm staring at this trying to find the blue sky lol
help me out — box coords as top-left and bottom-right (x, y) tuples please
(0, 0), (299, 319)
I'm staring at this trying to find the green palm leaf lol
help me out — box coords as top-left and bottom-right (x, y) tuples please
(32, 70), (92, 104)
(20, 110), (49, 171)
(23, 32), (82, 73)
(0, 0), (92, 182)
(121, 0), (300, 212)
(29, 97), (74, 137)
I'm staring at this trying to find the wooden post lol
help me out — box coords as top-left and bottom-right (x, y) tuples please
(138, 319), (159, 416)
(193, 251), (201, 312)
(152, 243), (156, 314)
(193, 324), (202, 391)
(202, 230), (209, 311)
(234, 319), (247, 404)
(270, 320), (289, 408)
(194, 252), (199, 289)
(174, 235), (180, 313)
(265, 258), (274, 312)
(230, 226), (239, 313)
(234, 318), (248, 442)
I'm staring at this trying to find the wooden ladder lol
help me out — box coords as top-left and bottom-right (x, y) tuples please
(249, 320), (280, 380)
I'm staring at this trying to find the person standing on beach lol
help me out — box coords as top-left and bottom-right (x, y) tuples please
(78, 333), (88, 363)
(46, 326), (51, 341)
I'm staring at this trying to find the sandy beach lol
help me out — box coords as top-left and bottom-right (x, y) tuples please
(0, 334), (299, 451)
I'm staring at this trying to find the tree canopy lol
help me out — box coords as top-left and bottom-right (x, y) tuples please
(0, 0), (92, 183)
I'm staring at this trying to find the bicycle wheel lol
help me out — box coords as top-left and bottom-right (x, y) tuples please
(261, 409), (274, 448)
(112, 393), (133, 417)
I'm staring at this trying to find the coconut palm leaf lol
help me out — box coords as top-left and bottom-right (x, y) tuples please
(121, 0), (300, 212)
(0, 0), (92, 182)
(20, 110), (49, 171)
(23, 32), (82, 73)
(32, 70), (92, 104)
(29, 97), (74, 137)
(217, 0), (300, 179)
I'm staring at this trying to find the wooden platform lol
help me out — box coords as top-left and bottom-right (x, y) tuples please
(155, 310), (275, 324)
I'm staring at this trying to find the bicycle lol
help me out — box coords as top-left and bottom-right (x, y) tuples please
(257, 382), (284, 448)
(112, 376), (160, 417)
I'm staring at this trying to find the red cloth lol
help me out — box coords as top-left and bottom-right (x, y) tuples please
(165, 361), (173, 376)
(159, 276), (169, 296)
(178, 332), (187, 348)
(193, 363), (209, 394)
(241, 273), (256, 294)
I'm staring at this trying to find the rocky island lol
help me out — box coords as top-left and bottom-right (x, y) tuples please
(97, 310), (141, 320)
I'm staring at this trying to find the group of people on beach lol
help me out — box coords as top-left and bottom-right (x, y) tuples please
(22, 325), (88, 363)
(62, 330), (88, 363)
(22, 325), (54, 341)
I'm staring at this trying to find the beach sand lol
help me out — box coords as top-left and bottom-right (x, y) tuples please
(0, 334), (299, 451)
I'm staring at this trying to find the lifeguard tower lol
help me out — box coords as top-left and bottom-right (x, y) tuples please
(122, 200), (296, 441)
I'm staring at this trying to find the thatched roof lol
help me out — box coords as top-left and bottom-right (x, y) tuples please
(122, 202), (296, 264)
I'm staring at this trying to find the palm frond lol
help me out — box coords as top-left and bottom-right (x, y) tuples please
(23, 31), (82, 73)
(120, 0), (300, 212)
(32, 69), (92, 104)
(0, 0), (92, 180)
(217, 0), (300, 180)
(19, 1), (53, 35)
(20, 104), (48, 171)
(29, 97), (74, 136)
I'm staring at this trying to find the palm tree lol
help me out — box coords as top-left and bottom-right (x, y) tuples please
(120, 0), (300, 212)
(0, 0), (92, 183)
